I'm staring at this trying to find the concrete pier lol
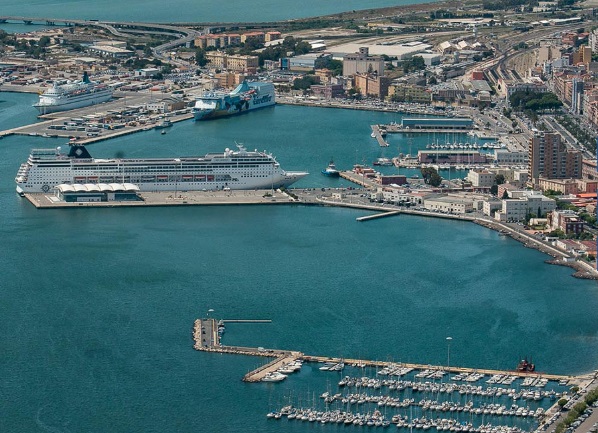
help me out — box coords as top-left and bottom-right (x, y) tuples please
(242, 354), (301, 382)
(23, 189), (296, 209)
(193, 317), (579, 384)
(338, 171), (378, 188)
(370, 124), (389, 147)
(356, 210), (401, 222)
(193, 318), (220, 348)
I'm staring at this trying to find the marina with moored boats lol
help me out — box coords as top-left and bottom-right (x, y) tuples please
(192, 317), (589, 432)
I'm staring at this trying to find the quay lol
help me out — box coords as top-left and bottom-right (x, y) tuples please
(193, 319), (580, 383)
(22, 189), (297, 209)
(242, 354), (301, 382)
(370, 124), (389, 147)
(0, 87), (194, 143)
(338, 171), (378, 188)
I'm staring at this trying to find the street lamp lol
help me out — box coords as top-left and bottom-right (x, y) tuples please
(446, 337), (453, 371)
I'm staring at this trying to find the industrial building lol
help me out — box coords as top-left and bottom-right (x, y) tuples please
(342, 47), (384, 77)
(401, 117), (474, 130)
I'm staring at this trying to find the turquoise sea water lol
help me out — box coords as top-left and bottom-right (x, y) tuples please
(1, 92), (598, 432)
(0, 0), (434, 27)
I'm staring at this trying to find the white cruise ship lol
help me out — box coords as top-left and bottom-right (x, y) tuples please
(34, 72), (113, 114)
(15, 144), (308, 194)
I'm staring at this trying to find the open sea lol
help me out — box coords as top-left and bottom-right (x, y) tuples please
(2, 92), (598, 433)
(0, 0), (435, 32)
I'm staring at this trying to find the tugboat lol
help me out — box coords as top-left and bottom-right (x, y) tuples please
(516, 357), (535, 372)
(322, 159), (340, 177)
(155, 119), (172, 129)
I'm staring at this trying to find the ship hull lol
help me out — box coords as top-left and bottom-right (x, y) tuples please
(193, 81), (276, 121)
(193, 102), (274, 121)
(16, 172), (307, 194)
(34, 91), (113, 114)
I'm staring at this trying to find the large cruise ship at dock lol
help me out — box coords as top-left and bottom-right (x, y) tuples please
(193, 81), (275, 120)
(33, 72), (113, 114)
(15, 144), (308, 194)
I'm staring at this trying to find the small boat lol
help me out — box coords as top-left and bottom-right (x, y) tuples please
(161, 130), (167, 135)
(516, 357), (535, 372)
(321, 160), (340, 177)
(319, 362), (336, 371)
(155, 119), (172, 129)
(373, 157), (393, 166)
(262, 372), (287, 382)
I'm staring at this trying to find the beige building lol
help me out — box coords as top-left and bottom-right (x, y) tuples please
(214, 72), (246, 88)
(494, 191), (556, 222)
(354, 73), (390, 99)
(424, 195), (474, 214)
(265, 31), (282, 42)
(571, 45), (592, 68)
(466, 169), (495, 188)
(537, 177), (579, 194)
(388, 83), (431, 103)
(343, 47), (384, 77)
(240, 32), (265, 44)
(205, 52), (259, 73)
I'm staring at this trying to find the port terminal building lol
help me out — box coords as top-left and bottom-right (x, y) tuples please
(54, 183), (141, 203)
(418, 150), (488, 164)
(400, 117), (473, 130)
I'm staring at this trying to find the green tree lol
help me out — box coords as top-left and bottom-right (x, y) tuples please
(327, 59), (343, 76)
(38, 36), (51, 48)
(421, 167), (443, 186)
(295, 41), (311, 55)
(144, 44), (153, 57)
(293, 75), (319, 90)
(429, 172), (443, 187)
(195, 48), (208, 67)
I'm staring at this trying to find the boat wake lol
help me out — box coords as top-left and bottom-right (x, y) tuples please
(35, 405), (71, 433)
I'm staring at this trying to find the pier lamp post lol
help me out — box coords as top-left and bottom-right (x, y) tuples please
(446, 337), (453, 371)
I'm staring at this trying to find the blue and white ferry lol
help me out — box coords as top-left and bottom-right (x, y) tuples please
(192, 81), (275, 120)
